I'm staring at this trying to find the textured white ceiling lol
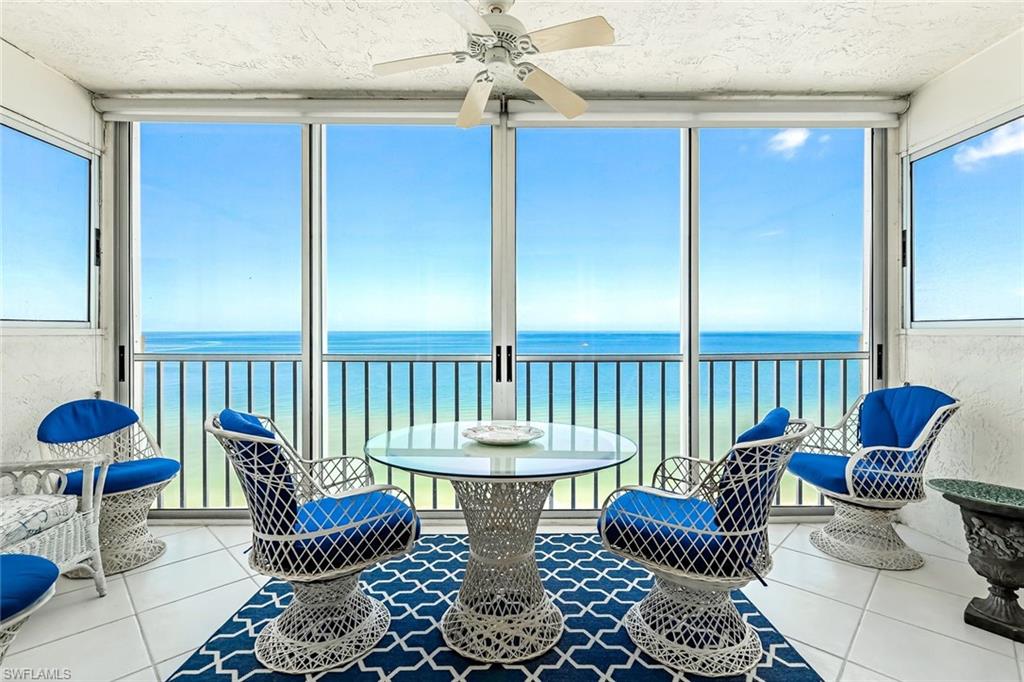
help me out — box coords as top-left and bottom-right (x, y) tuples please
(2, 1), (1021, 97)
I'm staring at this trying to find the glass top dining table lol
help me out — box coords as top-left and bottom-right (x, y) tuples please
(363, 420), (637, 664)
(364, 420), (638, 481)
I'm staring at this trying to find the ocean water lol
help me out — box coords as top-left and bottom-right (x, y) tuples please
(139, 331), (865, 510)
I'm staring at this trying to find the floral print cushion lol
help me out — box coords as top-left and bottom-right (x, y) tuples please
(0, 495), (78, 547)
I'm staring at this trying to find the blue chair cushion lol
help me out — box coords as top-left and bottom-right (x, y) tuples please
(218, 409), (274, 440)
(218, 409), (298, 537)
(278, 491), (419, 574)
(0, 554), (58, 622)
(716, 407), (790, 532)
(860, 385), (955, 448)
(64, 457), (180, 496)
(600, 490), (759, 577)
(37, 399), (139, 444)
(787, 452), (850, 495)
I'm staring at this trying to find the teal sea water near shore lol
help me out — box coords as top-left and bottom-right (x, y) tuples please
(140, 331), (864, 510)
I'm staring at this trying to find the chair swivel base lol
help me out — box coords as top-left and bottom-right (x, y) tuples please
(811, 498), (923, 571)
(255, 573), (389, 674)
(68, 483), (170, 577)
(624, 576), (763, 678)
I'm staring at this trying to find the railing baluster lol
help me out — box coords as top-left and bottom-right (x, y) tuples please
(592, 361), (599, 508)
(819, 359), (827, 505)
(774, 359), (781, 408)
(270, 361), (277, 422)
(637, 362), (644, 484)
(386, 362), (393, 485)
(796, 360), (804, 505)
(525, 361), (532, 421)
(225, 362), (231, 507)
(660, 361), (666, 467)
(547, 362), (554, 422)
(753, 359), (760, 421)
(247, 362), (253, 413)
(431, 362), (437, 510)
(454, 362), (461, 421)
(569, 360), (577, 509)
(708, 361), (715, 460)
(730, 360), (737, 443)
(291, 361), (298, 448)
(201, 360), (208, 508)
(340, 361), (347, 456)
(179, 360), (186, 508)
(842, 358), (849, 415)
(476, 361), (482, 421)
(155, 361), (163, 509)
(615, 361), (622, 489)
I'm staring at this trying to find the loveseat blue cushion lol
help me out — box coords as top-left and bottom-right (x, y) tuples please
(716, 407), (791, 532)
(859, 385), (955, 448)
(64, 457), (180, 496)
(37, 399), (139, 444)
(279, 491), (419, 574)
(787, 452), (850, 495)
(0, 554), (58, 622)
(600, 490), (758, 576)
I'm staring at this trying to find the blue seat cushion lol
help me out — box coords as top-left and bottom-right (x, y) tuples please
(600, 490), (759, 577)
(0, 554), (59, 622)
(787, 452), (850, 495)
(37, 399), (139, 444)
(860, 386), (955, 448)
(218, 409), (274, 439)
(64, 457), (180, 496)
(716, 407), (790, 532)
(271, 491), (419, 574)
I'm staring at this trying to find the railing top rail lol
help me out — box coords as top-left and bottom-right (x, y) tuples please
(135, 350), (868, 363)
(699, 351), (869, 361)
(323, 354), (492, 362)
(135, 353), (302, 362)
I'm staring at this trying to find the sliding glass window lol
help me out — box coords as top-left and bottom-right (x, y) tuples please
(698, 128), (869, 505)
(1, 124), (91, 322)
(138, 123), (302, 508)
(911, 116), (1024, 323)
(324, 125), (492, 505)
(516, 128), (683, 508)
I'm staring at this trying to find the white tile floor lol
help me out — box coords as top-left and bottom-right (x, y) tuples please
(1, 520), (1015, 682)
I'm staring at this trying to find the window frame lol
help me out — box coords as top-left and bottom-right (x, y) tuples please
(905, 107), (1024, 329)
(0, 113), (99, 328)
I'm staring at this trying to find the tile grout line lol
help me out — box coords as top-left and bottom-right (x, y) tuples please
(836, 568), (881, 681)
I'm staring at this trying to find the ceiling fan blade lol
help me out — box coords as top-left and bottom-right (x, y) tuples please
(435, 0), (495, 39)
(515, 63), (588, 119)
(522, 16), (615, 53)
(373, 52), (465, 76)
(456, 71), (495, 128)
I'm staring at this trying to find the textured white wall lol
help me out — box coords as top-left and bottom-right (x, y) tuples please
(896, 30), (1024, 549)
(0, 44), (108, 462)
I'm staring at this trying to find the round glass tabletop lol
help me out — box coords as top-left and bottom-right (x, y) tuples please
(364, 420), (638, 481)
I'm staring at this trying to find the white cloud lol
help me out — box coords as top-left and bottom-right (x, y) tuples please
(953, 119), (1024, 170)
(818, 134), (832, 143)
(767, 128), (811, 158)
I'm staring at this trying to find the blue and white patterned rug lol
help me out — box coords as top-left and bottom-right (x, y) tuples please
(170, 534), (819, 681)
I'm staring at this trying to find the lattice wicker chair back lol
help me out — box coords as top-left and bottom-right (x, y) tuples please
(36, 399), (179, 575)
(205, 409), (419, 674)
(787, 385), (960, 570)
(599, 408), (814, 676)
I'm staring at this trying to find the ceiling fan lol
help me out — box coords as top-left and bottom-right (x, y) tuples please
(372, 0), (615, 128)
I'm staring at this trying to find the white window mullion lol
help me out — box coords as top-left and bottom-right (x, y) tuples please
(491, 109), (517, 419)
(302, 124), (326, 457)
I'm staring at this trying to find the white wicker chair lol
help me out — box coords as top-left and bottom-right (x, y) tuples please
(0, 554), (60, 662)
(0, 455), (108, 597)
(599, 408), (813, 677)
(787, 385), (960, 570)
(205, 409), (419, 674)
(36, 399), (180, 575)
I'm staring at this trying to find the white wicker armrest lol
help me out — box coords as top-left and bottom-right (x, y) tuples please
(800, 398), (863, 456)
(0, 457), (109, 517)
(650, 456), (724, 498)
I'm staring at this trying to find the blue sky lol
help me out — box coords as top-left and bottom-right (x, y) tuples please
(140, 123), (880, 333)
(2, 125), (90, 321)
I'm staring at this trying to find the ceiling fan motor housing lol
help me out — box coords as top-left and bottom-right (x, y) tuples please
(468, 11), (535, 66)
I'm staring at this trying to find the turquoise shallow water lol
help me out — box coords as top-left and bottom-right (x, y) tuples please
(139, 331), (864, 510)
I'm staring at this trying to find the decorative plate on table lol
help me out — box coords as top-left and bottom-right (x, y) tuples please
(462, 423), (545, 446)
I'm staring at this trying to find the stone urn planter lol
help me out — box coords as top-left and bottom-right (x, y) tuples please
(928, 478), (1024, 642)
